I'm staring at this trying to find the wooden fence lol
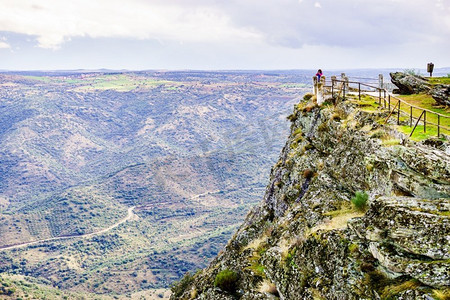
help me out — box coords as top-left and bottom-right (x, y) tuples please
(324, 77), (449, 138)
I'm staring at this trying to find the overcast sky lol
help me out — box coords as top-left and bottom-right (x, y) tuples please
(0, 0), (449, 70)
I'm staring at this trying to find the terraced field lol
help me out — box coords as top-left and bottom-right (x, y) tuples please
(0, 70), (310, 297)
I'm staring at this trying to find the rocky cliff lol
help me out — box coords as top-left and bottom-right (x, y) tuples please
(170, 95), (450, 299)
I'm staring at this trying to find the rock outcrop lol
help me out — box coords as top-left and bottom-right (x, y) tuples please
(171, 97), (450, 299)
(390, 72), (449, 106)
(390, 72), (431, 94)
(430, 84), (450, 106)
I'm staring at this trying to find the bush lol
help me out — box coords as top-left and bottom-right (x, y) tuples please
(351, 191), (369, 211)
(404, 69), (421, 76)
(331, 113), (341, 122)
(303, 93), (314, 101)
(303, 169), (315, 179)
(214, 269), (238, 293)
(170, 272), (194, 298)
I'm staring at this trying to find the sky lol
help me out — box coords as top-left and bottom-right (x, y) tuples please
(0, 0), (449, 71)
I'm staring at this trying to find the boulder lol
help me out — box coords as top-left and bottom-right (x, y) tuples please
(390, 72), (430, 94)
(431, 84), (450, 106)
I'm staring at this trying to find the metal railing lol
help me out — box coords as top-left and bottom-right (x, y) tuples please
(328, 78), (449, 138)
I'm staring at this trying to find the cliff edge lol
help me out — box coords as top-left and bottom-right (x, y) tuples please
(171, 96), (450, 299)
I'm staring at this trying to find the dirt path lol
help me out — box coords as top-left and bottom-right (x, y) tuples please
(0, 206), (135, 251)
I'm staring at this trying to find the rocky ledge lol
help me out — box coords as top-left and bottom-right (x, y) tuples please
(390, 72), (450, 106)
(171, 96), (449, 299)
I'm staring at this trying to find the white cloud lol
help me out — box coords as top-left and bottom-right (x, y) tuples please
(0, 0), (262, 49)
(0, 36), (10, 48)
(0, 0), (449, 70)
(0, 41), (10, 49)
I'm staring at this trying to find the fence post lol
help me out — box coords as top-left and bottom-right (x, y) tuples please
(331, 77), (334, 96)
(388, 95), (391, 110)
(379, 74), (383, 89)
(358, 82), (361, 100)
(378, 89), (381, 105)
(424, 111), (426, 133)
(410, 106), (413, 127)
(438, 115), (440, 137)
(317, 76), (325, 105)
(397, 100), (400, 125)
(343, 82), (346, 99)
(313, 76), (318, 96)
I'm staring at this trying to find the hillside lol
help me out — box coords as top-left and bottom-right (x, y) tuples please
(171, 93), (450, 299)
(0, 70), (309, 296)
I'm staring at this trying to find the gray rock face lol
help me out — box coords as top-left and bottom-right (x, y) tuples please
(171, 99), (450, 299)
(390, 72), (450, 106)
(431, 84), (450, 106)
(390, 72), (431, 94)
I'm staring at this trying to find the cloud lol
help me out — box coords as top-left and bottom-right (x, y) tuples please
(0, 41), (10, 49)
(215, 0), (449, 48)
(0, 0), (448, 52)
(0, 0), (262, 49)
(0, 36), (10, 48)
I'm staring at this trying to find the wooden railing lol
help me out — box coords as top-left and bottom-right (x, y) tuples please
(327, 78), (449, 138)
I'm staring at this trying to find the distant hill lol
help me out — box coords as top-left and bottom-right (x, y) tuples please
(0, 71), (310, 296)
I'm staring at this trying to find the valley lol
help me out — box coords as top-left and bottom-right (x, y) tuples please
(0, 70), (309, 297)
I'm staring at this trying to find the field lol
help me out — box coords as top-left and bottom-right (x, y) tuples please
(0, 70), (310, 297)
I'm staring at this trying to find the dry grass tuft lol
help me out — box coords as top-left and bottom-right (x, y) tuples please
(259, 279), (279, 296)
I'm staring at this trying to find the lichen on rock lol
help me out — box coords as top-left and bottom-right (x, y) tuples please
(170, 96), (449, 299)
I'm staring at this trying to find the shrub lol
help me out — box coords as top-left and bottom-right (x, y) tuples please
(214, 269), (238, 293)
(317, 122), (328, 132)
(404, 69), (421, 76)
(170, 272), (194, 298)
(303, 169), (315, 179)
(287, 113), (297, 122)
(331, 113), (341, 122)
(303, 93), (314, 101)
(351, 191), (369, 211)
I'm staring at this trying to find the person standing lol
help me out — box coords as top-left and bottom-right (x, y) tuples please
(315, 69), (323, 81)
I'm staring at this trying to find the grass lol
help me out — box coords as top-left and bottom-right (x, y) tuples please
(381, 279), (421, 299)
(259, 279), (278, 296)
(428, 77), (450, 85)
(398, 125), (447, 141)
(311, 211), (365, 233)
(214, 269), (238, 292)
(432, 288), (450, 300)
(362, 92), (450, 141)
(74, 74), (176, 91)
(351, 191), (369, 212)
(24, 76), (52, 82)
(381, 138), (401, 146)
(395, 94), (449, 116)
(355, 95), (380, 112)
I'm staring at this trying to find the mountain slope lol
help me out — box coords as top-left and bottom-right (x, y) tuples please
(171, 95), (450, 299)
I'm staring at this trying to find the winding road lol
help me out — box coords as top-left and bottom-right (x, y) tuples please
(0, 206), (135, 252)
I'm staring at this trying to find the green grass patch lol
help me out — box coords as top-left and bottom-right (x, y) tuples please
(398, 125), (447, 141)
(214, 269), (238, 293)
(23, 76), (51, 82)
(351, 191), (368, 212)
(381, 279), (421, 299)
(428, 77), (450, 85)
(381, 138), (401, 146)
(74, 74), (176, 91)
(396, 94), (450, 116)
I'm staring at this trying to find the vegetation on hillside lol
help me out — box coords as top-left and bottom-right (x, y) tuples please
(0, 70), (310, 296)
